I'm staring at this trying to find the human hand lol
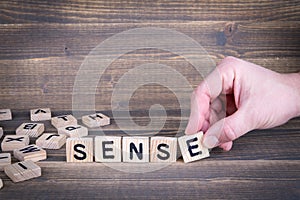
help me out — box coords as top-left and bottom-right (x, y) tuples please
(185, 56), (300, 151)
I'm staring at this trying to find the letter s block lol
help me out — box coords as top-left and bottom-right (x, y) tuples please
(66, 138), (93, 162)
(178, 132), (209, 163)
(150, 137), (177, 162)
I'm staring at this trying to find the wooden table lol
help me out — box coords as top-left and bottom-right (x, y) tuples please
(0, 0), (299, 199)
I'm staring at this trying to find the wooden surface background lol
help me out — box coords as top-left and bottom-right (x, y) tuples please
(0, 0), (299, 199)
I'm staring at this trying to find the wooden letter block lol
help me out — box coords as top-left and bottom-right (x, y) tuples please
(122, 137), (149, 163)
(58, 125), (88, 138)
(14, 145), (47, 162)
(4, 160), (41, 183)
(0, 153), (11, 171)
(16, 123), (44, 138)
(0, 178), (3, 190)
(36, 133), (66, 149)
(66, 138), (93, 162)
(1, 135), (30, 151)
(51, 115), (77, 129)
(95, 136), (121, 162)
(0, 109), (12, 121)
(178, 132), (210, 163)
(82, 113), (110, 128)
(150, 137), (177, 162)
(0, 127), (3, 139)
(30, 108), (51, 121)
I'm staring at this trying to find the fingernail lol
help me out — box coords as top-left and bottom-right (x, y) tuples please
(203, 136), (219, 148)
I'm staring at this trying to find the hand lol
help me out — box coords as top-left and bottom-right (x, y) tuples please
(185, 56), (300, 151)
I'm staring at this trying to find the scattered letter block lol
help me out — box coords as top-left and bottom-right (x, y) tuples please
(4, 160), (41, 183)
(122, 137), (149, 163)
(51, 115), (77, 129)
(14, 145), (47, 162)
(36, 133), (66, 149)
(16, 123), (44, 138)
(0, 153), (11, 171)
(0, 109), (12, 121)
(66, 138), (93, 162)
(82, 113), (110, 128)
(1, 135), (30, 151)
(58, 125), (88, 138)
(30, 108), (51, 121)
(0, 127), (3, 138)
(95, 136), (121, 162)
(150, 137), (177, 162)
(178, 132), (210, 163)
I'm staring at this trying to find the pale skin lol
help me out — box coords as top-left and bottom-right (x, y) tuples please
(185, 56), (300, 151)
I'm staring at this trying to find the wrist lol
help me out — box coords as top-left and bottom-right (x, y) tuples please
(282, 72), (300, 117)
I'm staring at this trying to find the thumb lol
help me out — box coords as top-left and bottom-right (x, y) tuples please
(202, 108), (253, 148)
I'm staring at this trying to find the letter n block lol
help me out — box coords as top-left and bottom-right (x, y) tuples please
(4, 160), (41, 183)
(1, 135), (30, 151)
(66, 138), (93, 162)
(95, 136), (121, 162)
(0, 153), (11, 171)
(178, 132), (210, 163)
(122, 137), (149, 163)
(51, 115), (77, 129)
(16, 123), (44, 138)
(0, 109), (12, 121)
(14, 145), (47, 162)
(150, 137), (177, 162)
(36, 133), (66, 149)
(82, 113), (110, 128)
(30, 108), (51, 121)
(58, 125), (88, 138)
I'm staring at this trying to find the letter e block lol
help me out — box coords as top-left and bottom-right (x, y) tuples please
(82, 113), (110, 128)
(95, 136), (121, 162)
(122, 137), (149, 163)
(0, 153), (11, 171)
(1, 135), (30, 151)
(36, 133), (66, 149)
(0, 109), (12, 121)
(58, 125), (88, 138)
(66, 138), (93, 162)
(178, 132), (209, 163)
(51, 115), (77, 129)
(16, 123), (44, 138)
(14, 145), (47, 162)
(150, 137), (177, 162)
(4, 160), (41, 183)
(30, 108), (51, 121)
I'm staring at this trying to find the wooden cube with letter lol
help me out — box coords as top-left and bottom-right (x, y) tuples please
(122, 137), (149, 163)
(0, 109), (12, 121)
(4, 160), (41, 183)
(51, 115), (77, 129)
(36, 133), (66, 149)
(1, 135), (30, 151)
(150, 137), (177, 162)
(16, 123), (45, 138)
(82, 113), (110, 128)
(0, 153), (11, 171)
(95, 136), (122, 162)
(14, 145), (47, 162)
(178, 132), (210, 163)
(58, 125), (88, 138)
(66, 137), (93, 162)
(30, 108), (51, 121)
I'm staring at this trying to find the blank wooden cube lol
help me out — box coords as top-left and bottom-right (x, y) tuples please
(58, 125), (88, 138)
(51, 115), (77, 129)
(66, 138), (93, 162)
(36, 133), (66, 149)
(95, 136), (121, 162)
(0, 109), (12, 121)
(82, 113), (110, 128)
(1, 135), (30, 151)
(30, 108), (51, 121)
(0, 153), (11, 171)
(150, 137), (177, 162)
(178, 132), (210, 163)
(16, 123), (44, 138)
(122, 137), (149, 163)
(0, 127), (3, 139)
(14, 145), (47, 162)
(4, 160), (41, 183)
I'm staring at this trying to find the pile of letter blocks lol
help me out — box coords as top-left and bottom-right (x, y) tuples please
(0, 108), (209, 189)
